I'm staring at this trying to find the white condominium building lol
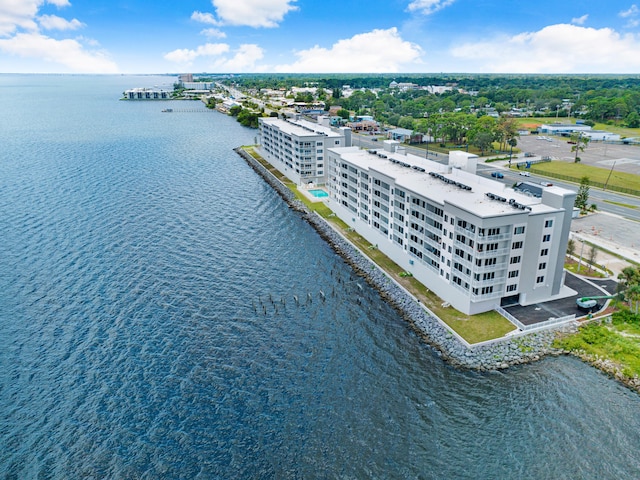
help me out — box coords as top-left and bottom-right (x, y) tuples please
(326, 146), (576, 315)
(258, 117), (347, 186)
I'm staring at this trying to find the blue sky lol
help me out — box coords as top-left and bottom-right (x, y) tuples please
(1, 0), (640, 74)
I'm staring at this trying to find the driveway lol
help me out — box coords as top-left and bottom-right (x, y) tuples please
(505, 272), (615, 326)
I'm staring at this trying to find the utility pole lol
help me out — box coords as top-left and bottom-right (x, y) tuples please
(604, 160), (616, 191)
(577, 239), (585, 273)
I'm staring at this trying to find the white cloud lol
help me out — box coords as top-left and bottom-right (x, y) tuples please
(47, 0), (71, 7)
(274, 28), (423, 73)
(619, 4), (640, 27)
(211, 43), (264, 71)
(201, 28), (226, 38)
(164, 42), (263, 72)
(571, 14), (588, 25)
(191, 11), (219, 26)
(0, 0), (119, 72)
(208, 0), (298, 28)
(38, 14), (84, 30)
(0, 0), (73, 35)
(0, 32), (117, 72)
(0, 0), (40, 35)
(407, 0), (455, 15)
(164, 43), (230, 66)
(619, 4), (639, 17)
(450, 24), (640, 73)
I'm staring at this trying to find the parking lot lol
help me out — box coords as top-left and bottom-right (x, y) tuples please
(517, 134), (640, 175)
(505, 272), (617, 325)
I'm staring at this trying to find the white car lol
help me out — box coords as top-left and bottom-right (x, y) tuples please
(519, 171), (531, 177)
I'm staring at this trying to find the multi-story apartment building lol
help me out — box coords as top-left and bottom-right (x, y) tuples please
(326, 146), (576, 315)
(258, 117), (347, 186)
(123, 87), (172, 100)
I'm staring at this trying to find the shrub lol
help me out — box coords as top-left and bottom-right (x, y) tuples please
(612, 309), (640, 326)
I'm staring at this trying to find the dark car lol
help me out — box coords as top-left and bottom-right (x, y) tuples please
(491, 171), (504, 178)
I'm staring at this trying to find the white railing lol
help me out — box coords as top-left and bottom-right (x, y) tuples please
(494, 305), (576, 331)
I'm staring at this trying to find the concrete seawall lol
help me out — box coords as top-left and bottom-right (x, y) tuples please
(235, 147), (575, 370)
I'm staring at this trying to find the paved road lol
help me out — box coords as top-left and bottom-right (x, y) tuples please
(352, 132), (640, 220)
(476, 162), (640, 222)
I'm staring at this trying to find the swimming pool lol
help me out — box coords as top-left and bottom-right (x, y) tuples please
(309, 189), (328, 198)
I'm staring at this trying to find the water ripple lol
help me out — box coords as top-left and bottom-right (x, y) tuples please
(1, 75), (639, 479)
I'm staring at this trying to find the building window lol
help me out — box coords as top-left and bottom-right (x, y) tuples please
(536, 276), (544, 284)
(508, 270), (519, 278)
(539, 262), (547, 270)
(542, 234), (551, 242)
(514, 226), (525, 235)
(545, 219), (553, 228)
(512, 241), (523, 249)
(507, 284), (517, 292)
(540, 248), (549, 256)
(510, 256), (521, 264)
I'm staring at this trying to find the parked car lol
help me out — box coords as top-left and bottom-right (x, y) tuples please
(519, 171), (531, 177)
(491, 171), (504, 178)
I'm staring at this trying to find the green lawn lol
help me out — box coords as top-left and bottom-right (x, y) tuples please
(241, 146), (516, 343)
(604, 200), (638, 209)
(512, 161), (640, 192)
(564, 259), (607, 278)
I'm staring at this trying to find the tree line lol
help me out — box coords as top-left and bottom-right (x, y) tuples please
(221, 73), (640, 129)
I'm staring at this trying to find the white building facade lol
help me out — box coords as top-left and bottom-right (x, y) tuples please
(124, 88), (172, 100)
(258, 117), (347, 186)
(327, 147), (576, 315)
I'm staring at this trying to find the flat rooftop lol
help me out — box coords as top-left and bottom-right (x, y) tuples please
(332, 147), (573, 218)
(261, 117), (342, 138)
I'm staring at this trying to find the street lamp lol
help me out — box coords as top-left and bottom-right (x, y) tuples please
(425, 134), (429, 159)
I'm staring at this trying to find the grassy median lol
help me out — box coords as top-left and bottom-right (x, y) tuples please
(515, 161), (640, 193)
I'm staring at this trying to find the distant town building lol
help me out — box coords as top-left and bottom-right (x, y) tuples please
(347, 119), (378, 132)
(389, 81), (419, 91)
(388, 128), (421, 143)
(123, 87), (172, 100)
(181, 81), (215, 90)
(539, 123), (592, 135)
(583, 131), (621, 141)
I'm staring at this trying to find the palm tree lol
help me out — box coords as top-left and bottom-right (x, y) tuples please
(626, 284), (640, 314)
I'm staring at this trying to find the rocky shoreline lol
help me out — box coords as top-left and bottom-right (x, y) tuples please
(235, 147), (576, 371)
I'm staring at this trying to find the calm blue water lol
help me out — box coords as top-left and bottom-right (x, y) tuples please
(1, 75), (639, 479)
